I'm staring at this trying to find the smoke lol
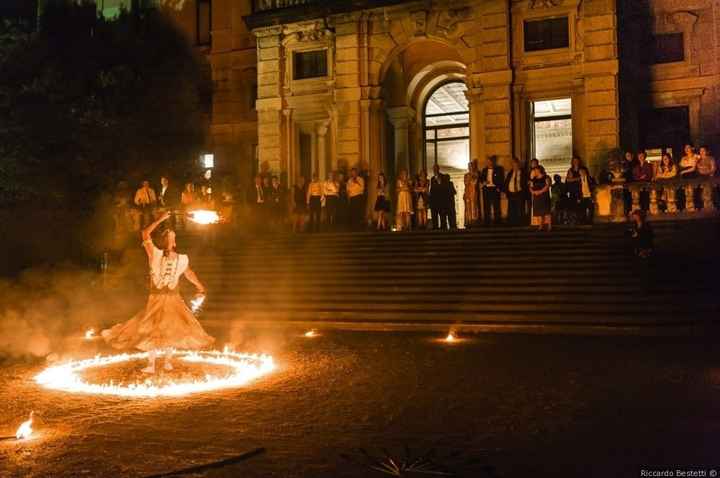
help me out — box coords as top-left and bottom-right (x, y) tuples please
(0, 257), (144, 361)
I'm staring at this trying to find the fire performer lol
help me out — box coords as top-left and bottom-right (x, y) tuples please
(101, 211), (214, 373)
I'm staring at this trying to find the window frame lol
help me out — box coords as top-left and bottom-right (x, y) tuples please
(196, 0), (212, 47)
(651, 32), (685, 65)
(292, 49), (329, 81)
(523, 15), (570, 53)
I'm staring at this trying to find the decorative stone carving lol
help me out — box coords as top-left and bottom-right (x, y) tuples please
(412, 10), (427, 36)
(436, 7), (472, 38)
(667, 10), (699, 33)
(530, 0), (561, 9)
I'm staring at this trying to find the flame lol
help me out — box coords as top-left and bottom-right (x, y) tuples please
(187, 209), (220, 225)
(34, 348), (275, 398)
(304, 329), (318, 338)
(190, 294), (205, 314)
(84, 328), (96, 340)
(15, 411), (33, 440)
(445, 332), (456, 342)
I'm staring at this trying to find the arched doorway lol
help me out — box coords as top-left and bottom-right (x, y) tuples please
(424, 81), (469, 227)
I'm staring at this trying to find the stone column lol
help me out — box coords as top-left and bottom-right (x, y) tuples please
(387, 106), (415, 174)
(581, 0), (620, 172)
(254, 26), (284, 174)
(317, 120), (330, 181)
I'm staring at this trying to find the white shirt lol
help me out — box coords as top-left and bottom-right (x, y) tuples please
(323, 180), (339, 196)
(508, 170), (520, 193)
(486, 168), (495, 186)
(581, 175), (592, 198)
(347, 176), (364, 197)
(148, 246), (188, 290)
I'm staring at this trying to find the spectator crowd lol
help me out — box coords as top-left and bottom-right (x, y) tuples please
(111, 144), (717, 238)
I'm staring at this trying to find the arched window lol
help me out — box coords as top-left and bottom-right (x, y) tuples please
(423, 81), (469, 227)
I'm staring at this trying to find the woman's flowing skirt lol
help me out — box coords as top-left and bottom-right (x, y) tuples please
(397, 191), (413, 214)
(102, 292), (215, 351)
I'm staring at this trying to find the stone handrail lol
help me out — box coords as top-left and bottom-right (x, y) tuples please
(595, 176), (719, 222)
(252, 0), (316, 12)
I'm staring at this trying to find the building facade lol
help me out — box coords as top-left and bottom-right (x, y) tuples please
(166, 0), (718, 215)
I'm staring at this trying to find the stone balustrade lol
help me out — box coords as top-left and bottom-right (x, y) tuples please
(595, 176), (720, 222)
(252, 0), (316, 13)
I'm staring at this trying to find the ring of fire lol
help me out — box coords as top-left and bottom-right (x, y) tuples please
(34, 348), (275, 398)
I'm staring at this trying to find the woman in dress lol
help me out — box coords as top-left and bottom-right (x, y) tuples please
(530, 165), (552, 232)
(414, 175), (429, 229)
(374, 173), (391, 231)
(102, 212), (214, 373)
(463, 160), (479, 227)
(395, 169), (413, 231)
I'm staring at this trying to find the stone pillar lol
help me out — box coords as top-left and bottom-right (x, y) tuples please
(387, 106), (414, 174)
(582, 0), (620, 172)
(254, 26), (284, 174)
(317, 120), (329, 181)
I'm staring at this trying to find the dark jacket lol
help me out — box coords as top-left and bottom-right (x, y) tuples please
(503, 168), (528, 196)
(480, 166), (505, 191)
(158, 184), (180, 209)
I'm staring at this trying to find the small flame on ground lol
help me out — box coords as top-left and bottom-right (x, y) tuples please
(188, 209), (220, 225)
(84, 328), (96, 340)
(304, 329), (318, 338)
(445, 332), (457, 342)
(15, 411), (33, 440)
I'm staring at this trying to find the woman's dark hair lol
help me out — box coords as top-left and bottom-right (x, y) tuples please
(660, 152), (674, 170)
(377, 172), (386, 188)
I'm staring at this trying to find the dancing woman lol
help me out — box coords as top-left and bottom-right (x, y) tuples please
(102, 212), (214, 373)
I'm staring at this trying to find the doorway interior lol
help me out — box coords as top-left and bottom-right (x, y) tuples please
(424, 81), (469, 227)
(531, 98), (573, 177)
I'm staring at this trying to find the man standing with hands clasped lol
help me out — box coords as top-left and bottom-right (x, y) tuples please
(347, 167), (365, 231)
(480, 155), (505, 225)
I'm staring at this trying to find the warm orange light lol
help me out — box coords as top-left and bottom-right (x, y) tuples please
(188, 210), (220, 225)
(304, 329), (318, 338)
(15, 412), (33, 440)
(34, 348), (275, 398)
(84, 328), (96, 340)
(445, 332), (456, 342)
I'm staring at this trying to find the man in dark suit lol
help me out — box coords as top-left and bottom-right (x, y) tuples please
(503, 157), (527, 226)
(158, 175), (179, 228)
(429, 163), (446, 229)
(480, 155), (505, 225)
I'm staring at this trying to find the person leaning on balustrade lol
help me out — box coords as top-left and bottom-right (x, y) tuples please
(679, 144), (699, 178)
(696, 146), (717, 177)
(653, 153), (677, 212)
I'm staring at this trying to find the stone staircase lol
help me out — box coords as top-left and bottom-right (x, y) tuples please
(182, 221), (720, 330)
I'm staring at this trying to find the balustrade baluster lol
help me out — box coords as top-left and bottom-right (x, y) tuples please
(631, 188), (641, 212)
(701, 183), (715, 211)
(649, 187), (659, 215)
(665, 186), (677, 213)
(684, 184), (696, 212)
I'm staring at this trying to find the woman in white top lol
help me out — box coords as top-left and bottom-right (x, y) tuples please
(102, 212), (213, 373)
(395, 169), (413, 231)
(679, 144), (699, 178)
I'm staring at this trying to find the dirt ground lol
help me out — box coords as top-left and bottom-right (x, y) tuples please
(2, 329), (720, 478)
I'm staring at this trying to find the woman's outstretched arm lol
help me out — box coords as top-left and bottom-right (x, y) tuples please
(184, 268), (206, 294)
(142, 211), (169, 259)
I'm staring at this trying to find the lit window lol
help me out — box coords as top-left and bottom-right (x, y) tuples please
(524, 17), (569, 52)
(202, 154), (214, 169)
(293, 50), (328, 80)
